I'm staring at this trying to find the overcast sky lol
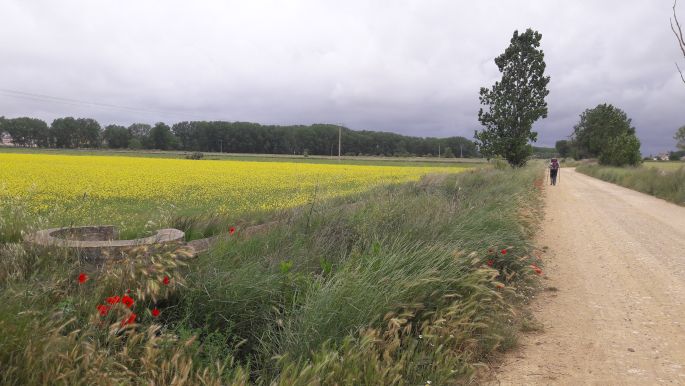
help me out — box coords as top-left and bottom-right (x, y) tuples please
(1, 0), (683, 154)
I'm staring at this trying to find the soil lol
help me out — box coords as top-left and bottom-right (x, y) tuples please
(490, 168), (685, 385)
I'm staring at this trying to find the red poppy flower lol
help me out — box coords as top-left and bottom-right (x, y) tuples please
(500, 249), (507, 255)
(530, 264), (543, 275)
(122, 295), (134, 308)
(162, 276), (170, 285)
(151, 308), (160, 317)
(96, 304), (111, 316)
(496, 283), (505, 289)
(229, 226), (236, 235)
(78, 273), (88, 284)
(106, 296), (121, 305)
(487, 259), (494, 267)
(121, 313), (136, 326)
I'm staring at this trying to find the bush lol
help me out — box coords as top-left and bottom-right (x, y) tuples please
(185, 152), (204, 160)
(598, 132), (641, 166)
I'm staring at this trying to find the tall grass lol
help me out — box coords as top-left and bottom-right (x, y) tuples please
(577, 164), (685, 206)
(0, 166), (544, 384)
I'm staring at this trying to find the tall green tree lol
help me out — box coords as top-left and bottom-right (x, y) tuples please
(475, 29), (551, 167)
(599, 132), (642, 166)
(1, 117), (49, 147)
(572, 104), (636, 159)
(675, 125), (685, 150)
(103, 124), (131, 148)
(149, 122), (178, 150)
(572, 104), (641, 166)
(555, 139), (571, 158)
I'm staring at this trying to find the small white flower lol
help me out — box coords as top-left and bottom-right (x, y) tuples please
(426, 381), (432, 385)
(419, 335), (423, 339)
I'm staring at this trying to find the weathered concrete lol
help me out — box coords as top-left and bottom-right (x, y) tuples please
(25, 226), (185, 260)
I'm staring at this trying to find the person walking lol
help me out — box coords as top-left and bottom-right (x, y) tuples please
(549, 158), (560, 186)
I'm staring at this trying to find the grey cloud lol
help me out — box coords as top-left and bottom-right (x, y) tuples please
(1, 0), (683, 155)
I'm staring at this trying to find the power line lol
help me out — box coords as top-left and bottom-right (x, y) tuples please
(0, 88), (206, 120)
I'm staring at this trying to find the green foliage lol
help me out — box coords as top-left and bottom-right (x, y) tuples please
(476, 29), (551, 167)
(2, 113), (482, 156)
(555, 140), (571, 158)
(127, 137), (142, 150)
(51, 117), (102, 148)
(675, 125), (685, 150)
(102, 124), (130, 148)
(149, 122), (178, 150)
(598, 132), (642, 166)
(670, 150), (685, 160)
(577, 164), (685, 205)
(0, 117), (50, 147)
(572, 103), (637, 159)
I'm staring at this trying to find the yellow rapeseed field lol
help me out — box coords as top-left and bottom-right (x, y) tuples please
(1, 153), (463, 233)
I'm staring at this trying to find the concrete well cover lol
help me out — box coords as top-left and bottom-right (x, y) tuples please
(25, 225), (185, 260)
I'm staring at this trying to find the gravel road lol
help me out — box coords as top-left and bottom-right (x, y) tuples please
(492, 168), (685, 385)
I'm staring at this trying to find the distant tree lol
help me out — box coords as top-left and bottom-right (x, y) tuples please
(103, 124), (131, 148)
(442, 146), (455, 158)
(75, 118), (101, 148)
(149, 122), (178, 150)
(1, 117), (49, 147)
(555, 140), (572, 158)
(475, 29), (551, 167)
(50, 117), (101, 148)
(50, 117), (78, 148)
(669, 150), (685, 160)
(572, 104), (637, 159)
(128, 123), (152, 148)
(128, 138), (142, 150)
(599, 132), (642, 166)
(672, 0), (685, 84)
(675, 125), (685, 150)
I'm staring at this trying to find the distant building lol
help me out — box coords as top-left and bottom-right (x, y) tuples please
(0, 132), (13, 146)
(656, 152), (670, 161)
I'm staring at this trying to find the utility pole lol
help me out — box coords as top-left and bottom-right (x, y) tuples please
(338, 124), (342, 162)
(438, 143), (441, 158)
(460, 144), (463, 158)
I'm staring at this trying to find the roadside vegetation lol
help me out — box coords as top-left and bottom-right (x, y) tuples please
(577, 163), (685, 206)
(0, 165), (544, 385)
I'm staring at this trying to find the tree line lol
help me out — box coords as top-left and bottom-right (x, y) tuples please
(0, 116), (480, 157)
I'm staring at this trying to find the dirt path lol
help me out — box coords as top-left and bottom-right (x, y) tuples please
(491, 168), (685, 385)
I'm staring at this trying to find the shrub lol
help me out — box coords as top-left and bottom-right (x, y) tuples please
(598, 132), (642, 166)
(185, 152), (204, 160)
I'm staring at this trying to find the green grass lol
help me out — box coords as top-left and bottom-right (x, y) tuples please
(577, 163), (685, 206)
(642, 160), (685, 171)
(0, 166), (543, 385)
